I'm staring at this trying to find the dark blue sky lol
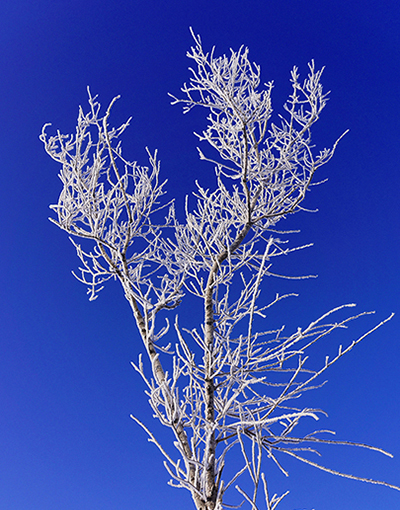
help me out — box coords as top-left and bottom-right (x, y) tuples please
(0, 1), (399, 509)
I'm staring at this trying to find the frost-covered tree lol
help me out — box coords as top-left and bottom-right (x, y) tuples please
(41, 30), (399, 510)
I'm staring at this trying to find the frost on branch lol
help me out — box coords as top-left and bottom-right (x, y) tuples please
(43, 29), (398, 510)
(41, 90), (184, 309)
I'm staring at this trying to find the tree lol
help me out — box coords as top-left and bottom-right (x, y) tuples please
(40, 29), (399, 510)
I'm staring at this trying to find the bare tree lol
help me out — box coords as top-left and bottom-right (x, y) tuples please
(41, 29), (399, 510)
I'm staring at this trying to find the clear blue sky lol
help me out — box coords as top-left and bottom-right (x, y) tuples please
(0, 1), (399, 509)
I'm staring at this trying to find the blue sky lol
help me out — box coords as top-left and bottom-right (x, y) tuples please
(0, 1), (399, 509)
